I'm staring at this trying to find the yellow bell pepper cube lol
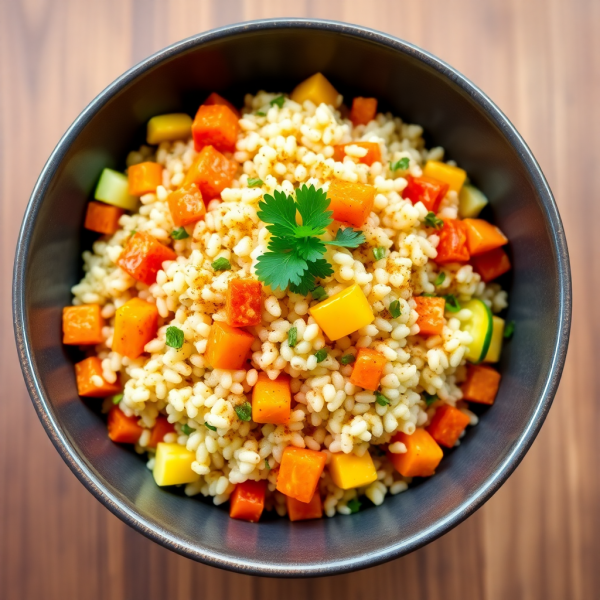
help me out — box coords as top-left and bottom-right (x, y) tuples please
(423, 160), (467, 193)
(146, 113), (193, 145)
(309, 283), (374, 341)
(329, 451), (378, 490)
(153, 442), (200, 486)
(291, 73), (339, 107)
(484, 316), (505, 363)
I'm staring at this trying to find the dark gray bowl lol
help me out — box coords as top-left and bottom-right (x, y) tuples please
(13, 19), (571, 577)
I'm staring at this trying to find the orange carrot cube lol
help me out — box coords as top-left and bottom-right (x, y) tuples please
(75, 356), (121, 398)
(403, 175), (449, 213)
(286, 491), (323, 522)
(276, 447), (327, 503)
(387, 429), (443, 478)
(349, 97), (377, 126)
(205, 321), (255, 370)
(147, 416), (175, 448)
(349, 347), (387, 391)
(327, 179), (376, 228)
(183, 145), (237, 200)
(167, 183), (206, 227)
(252, 373), (291, 425)
(471, 247), (511, 282)
(332, 142), (382, 166)
(204, 92), (240, 117)
(463, 218), (508, 256)
(128, 161), (163, 196)
(117, 231), (176, 285)
(107, 406), (143, 444)
(63, 305), (105, 345)
(226, 279), (262, 327)
(414, 296), (445, 336)
(192, 104), (240, 153)
(112, 298), (159, 359)
(461, 364), (501, 405)
(84, 201), (124, 235)
(229, 480), (266, 522)
(426, 405), (470, 448)
(434, 219), (470, 264)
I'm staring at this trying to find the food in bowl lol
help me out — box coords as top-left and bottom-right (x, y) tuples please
(64, 73), (512, 523)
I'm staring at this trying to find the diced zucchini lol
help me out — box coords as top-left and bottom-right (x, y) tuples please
(146, 113), (193, 145)
(459, 184), (488, 218)
(483, 316), (505, 363)
(94, 168), (137, 211)
(461, 299), (493, 363)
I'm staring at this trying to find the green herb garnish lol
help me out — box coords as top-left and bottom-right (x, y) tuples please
(256, 111), (266, 116)
(211, 257), (231, 271)
(424, 212), (444, 229)
(340, 354), (356, 365)
(288, 326), (298, 348)
(171, 227), (189, 240)
(204, 422), (217, 431)
(504, 320), (515, 338)
(424, 393), (438, 407)
(390, 157), (410, 171)
(314, 349), (327, 363)
(442, 294), (461, 313)
(265, 459), (270, 470)
(347, 497), (362, 514)
(247, 177), (264, 188)
(375, 392), (390, 406)
(270, 95), (285, 108)
(389, 300), (401, 319)
(165, 326), (184, 349)
(181, 423), (195, 435)
(255, 184), (366, 295)
(373, 246), (386, 261)
(130, 229), (137, 237)
(311, 286), (328, 302)
(435, 272), (446, 286)
(112, 393), (123, 405)
(235, 402), (252, 422)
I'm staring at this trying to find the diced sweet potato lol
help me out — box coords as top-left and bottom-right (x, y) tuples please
(108, 406), (143, 444)
(75, 356), (121, 398)
(349, 97), (377, 126)
(117, 231), (176, 285)
(286, 492), (323, 522)
(349, 348), (386, 391)
(463, 218), (508, 256)
(183, 145), (237, 200)
(205, 321), (255, 370)
(229, 480), (266, 522)
(63, 305), (105, 345)
(276, 447), (327, 503)
(252, 373), (291, 425)
(414, 296), (445, 336)
(84, 201), (124, 235)
(112, 298), (159, 359)
(387, 429), (443, 477)
(204, 92), (240, 117)
(226, 279), (262, 327)
(128, 161), (163, 196)
(147, 416), (176, 448)
(461, 364), (501, 405)
(192, 104), (240, 153)
(427, 404), (470, 448)
(327, 179), (376, 228)
(471, 247), (511, 282)
(167, 183), (206, 227)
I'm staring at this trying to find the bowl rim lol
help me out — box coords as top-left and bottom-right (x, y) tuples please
(12, 17), (572, 577)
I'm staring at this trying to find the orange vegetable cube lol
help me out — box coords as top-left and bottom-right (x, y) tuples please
(463, 218), (508, 256)
(63, 305), (105, 345)
(387, 429), (444, 478)
(332, 142), (382, 166)
(290, 73), (339, 107)
(183, 145), (237, 200)
(107, 406), (143, 444)
(426, 404), (470, 448)
(229, 480), (266, 522)
(276, 447), (327, 503)
(471, 247), (511, 282)
(84, 201), (124, 235)
(252, 372), (291, 425)
(349, 97), (377, 126)
(147, 416), (176, 448)
(167, 183), (206, 227)
(327, 179), (376, 228)
(205, 321), (255, 370)
(192, 104), (240, 153)
(461, 364), (501, 405)
(117, 231), (176, 285)
(128, 161), (163, 196)
(112, 298), (159, 359)
(75, 356), (121, 398)
(403, 175), (449, 213)
(226, 279), (262, 327)
(434, 219), (470, 264)
(349, 347), (386, 391)
(286, 492), (323, 522)
(414, 296), (445, 336)
(204, 92), (240, 117)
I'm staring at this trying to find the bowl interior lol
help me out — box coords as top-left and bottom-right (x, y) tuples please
(15, 21), (569, 576)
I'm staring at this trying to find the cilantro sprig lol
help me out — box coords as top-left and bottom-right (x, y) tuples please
(255, 184), (366, 294)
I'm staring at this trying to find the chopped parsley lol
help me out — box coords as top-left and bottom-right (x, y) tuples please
(442, 294), (461, 313)
(247, 177), (264, 188)
(389, 300), (401, 319)
(256, 111), (266, 116)
(235, 402), (252, 422)
(181, 423), (195, 435)
(340, 354), (356, 365)
(211, 257), (231, 271)
(390, 157), (410, 171)
(165, 326), (184, 349)
(373, 246), (386, 261)
(347, 497), (362, 514)
(270, 95), (285, 108)
(265, 459), (270, 470)
(204, 422), (217, 431)
(375, 392), (390, 406)
(435, 272), (446, 286)
(504, 320), (515, 338)
(311, 286), (328, 302)
(314, 348), (327, 363)
(424, 212), (444, 229)
(424, 392), (438, 407)
(112, 393), (123, 405)
(288, 326), (298, 348)
(171, 227), (189, 240)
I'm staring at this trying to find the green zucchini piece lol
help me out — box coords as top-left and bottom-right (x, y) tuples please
(94, 168), (137, 211)
(459, 184), (488, 218)
(462, 298), (493, 363)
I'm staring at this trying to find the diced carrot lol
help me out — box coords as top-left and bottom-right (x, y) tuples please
(192, 104), (240, 153)
(463, 218), (508, 256)
(229, 480), (266, 522)
(183, 145), (237, 200)
(84, 201), (124, 235)
(332, 142), (382, 166)
(204, 92), (240, 117)
(112, 298), (159, 359)
(167, 183), (206, 227)
(414, 296), (445, 336)
(205, 321), (255, 370)
(276, 446), (327, 503)
(252, 372), (291, 425)
(226, 279), (262, 327)
(403, 175), (449, 213)
(461, 364), (501, 405)
(327, 179), (376, 228)
(434, 219), (470, 264)
(286, 491), (323, 522)
(63, 305), (105, 345)
(349, 347), (386, 391)
(75, 356), (121, 398)
(107, 406), (143, 444)
(387, 429), (443, 477)
(471, 247), (511, 282)
(117, 231), (176, 285)
(349, 97), (377, 126)
(128, 162), (163, 196)
(426, 404), (470, 448)
(147, 416), (176, 448)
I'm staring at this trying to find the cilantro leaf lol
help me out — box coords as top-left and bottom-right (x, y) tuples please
(258, 190), (298, 237)
(211, 257), (231, 271)
(424, 393), (438, 406)
(204, 422), (217, 431)
(270, 95), (285, 108)
(389, 300), (401, 319)
(247, 177), (263, 187)
(171, 227), (189, 240)
(166, 326), (184, 349)
(288, 269), (317, 295)
(311, 286), (328, 301)
(340, 354), (356, 365)
(375, 392), (390, 406)
(265, 459), (270, 470)
(305, 258), (334, 279)
(288, 327), (298, 347)
(293, 236), (326, 262)
(323, 227), (366, 248)
(256, 111), (266, 116)
(373, 247), (385, 261)
(256, 249), (307, 291)
(390, 157), (410, 171)
(235, 402), (252, 422)
(424, 212), (444, 229)
(181, 423), (195, 435)
(435, 272), (446, 286)
(314, 348), (327, 363)
(347, 497), (361, 513)
(112, 393), (123, 405)
(295, 184), (332, 235)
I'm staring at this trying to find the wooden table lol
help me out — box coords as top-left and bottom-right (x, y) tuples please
(1, 1), (596, 598)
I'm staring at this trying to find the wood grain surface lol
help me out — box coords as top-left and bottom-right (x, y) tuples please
(0, 0), (597, 598)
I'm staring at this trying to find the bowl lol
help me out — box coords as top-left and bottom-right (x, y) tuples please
(13, 18), (571, 577)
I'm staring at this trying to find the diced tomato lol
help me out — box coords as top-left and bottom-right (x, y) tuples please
(229, 480), (266, 522)
(147, 416), (176, 448)
(403, 175), (449, 213)
(226, 279), (262, 327)
(434, 219), (470, 264)
(203, 92), (240, 117)
(471, 247), (511, 282)
(117, 231), (176, 285)
(192, 104), (240, 153)
(349, 97), (377, 126)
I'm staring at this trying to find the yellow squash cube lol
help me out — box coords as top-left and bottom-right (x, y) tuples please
(329, 452), (378, 490)
(309, 283), (374, 341)
(153, 442), (200, 487)
(146, 113), (193, 145)
(484, 316), (505, 363)
(423, 160), (467, 193)
(291, 73), (339, 107)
